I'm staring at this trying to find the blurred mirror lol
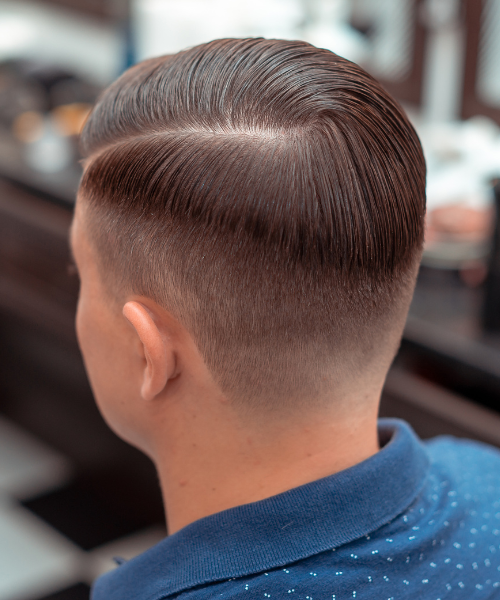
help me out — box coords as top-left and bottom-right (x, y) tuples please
(350, 0), (425, 107)
(476, 0), (500, 110)
(463, 0), (500, 125)
(350, 0), (414, 80)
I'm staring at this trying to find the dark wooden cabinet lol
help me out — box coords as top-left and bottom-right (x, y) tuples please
(0, 179), (77, 341)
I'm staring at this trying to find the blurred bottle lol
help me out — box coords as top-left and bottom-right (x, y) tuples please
(482, 179), (500, 332)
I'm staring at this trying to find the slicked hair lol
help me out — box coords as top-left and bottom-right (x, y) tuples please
(79, 38), (426, 410)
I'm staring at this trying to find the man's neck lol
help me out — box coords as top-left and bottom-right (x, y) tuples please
(153, 400), (380, 534)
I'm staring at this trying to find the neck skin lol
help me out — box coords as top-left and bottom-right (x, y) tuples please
(152, 392), (381, 535)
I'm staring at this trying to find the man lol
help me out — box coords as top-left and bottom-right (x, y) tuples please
(70, 38), (500, 598)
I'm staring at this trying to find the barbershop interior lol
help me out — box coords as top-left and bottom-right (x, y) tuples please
(0, 0), (500, 598)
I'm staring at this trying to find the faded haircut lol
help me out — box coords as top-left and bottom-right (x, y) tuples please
(79, 38), (426, 411)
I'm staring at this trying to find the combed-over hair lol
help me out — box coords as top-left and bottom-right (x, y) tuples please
(79, 38), (426, 410)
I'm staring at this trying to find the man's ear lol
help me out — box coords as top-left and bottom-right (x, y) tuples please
(122, 301), (177, 402)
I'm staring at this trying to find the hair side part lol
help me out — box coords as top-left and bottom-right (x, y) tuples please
(79, 38), (426, 413)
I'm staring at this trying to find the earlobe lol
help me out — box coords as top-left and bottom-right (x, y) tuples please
(122, 301), (176, 402)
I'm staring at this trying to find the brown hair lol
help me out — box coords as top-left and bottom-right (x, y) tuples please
(79, 38), (426, 411)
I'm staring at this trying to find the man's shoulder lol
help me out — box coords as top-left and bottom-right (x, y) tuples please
(92, 427), (500, 600)
(425, 434), (500, 476)
(423, 435), (500, 519)
(170, 435), (500, 600)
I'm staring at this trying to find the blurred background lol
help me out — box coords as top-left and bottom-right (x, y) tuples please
(0, 0), (500, 598)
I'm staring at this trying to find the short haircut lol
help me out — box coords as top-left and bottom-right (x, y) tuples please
(79, 38), (426, 411)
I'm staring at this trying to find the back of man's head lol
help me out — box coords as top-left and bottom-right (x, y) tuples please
(79, 38), (426, 414)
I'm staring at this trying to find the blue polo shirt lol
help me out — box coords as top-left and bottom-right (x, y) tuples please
(92, 419), (500, 599)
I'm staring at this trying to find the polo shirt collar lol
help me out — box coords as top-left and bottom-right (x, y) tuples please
(93, 419), (430, 600)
